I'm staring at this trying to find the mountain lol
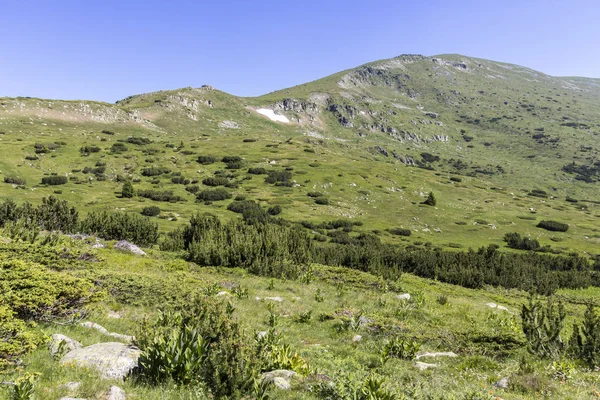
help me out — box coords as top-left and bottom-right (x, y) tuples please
(1, 54), (599, 253)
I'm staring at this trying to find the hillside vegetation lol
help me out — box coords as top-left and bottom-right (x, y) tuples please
(1, 54), (600, 399)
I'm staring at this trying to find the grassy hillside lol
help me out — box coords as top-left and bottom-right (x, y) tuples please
(1, 54), (600, 255)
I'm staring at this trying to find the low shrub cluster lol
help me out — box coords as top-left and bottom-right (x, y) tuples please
(388, 227), (411, 236)
(202, 176), (229, 186)
(138, 189), (185, 202)
(197, 155), (217, 165)
(41, 176), (68, 185)
(504, 232), (540, 250)
(195, 188), (232, 202)
(141, 206), (161, 217)
(0, 196), (78, 232)
(265, 170), (292, 186)
(126, 136), (152, 145)
(141, 166), (171, 177)
(537, 220), (569, 232)
(80, 211), (159, 246)
(3, 176), (26, 185)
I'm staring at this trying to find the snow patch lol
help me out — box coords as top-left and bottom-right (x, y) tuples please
(256, 108), (290, 123)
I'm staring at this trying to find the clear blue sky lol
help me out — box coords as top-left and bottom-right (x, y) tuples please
(1, 0), (598, 102)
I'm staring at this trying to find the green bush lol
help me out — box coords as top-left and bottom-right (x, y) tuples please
(422, 191), (436, 206)
(0, 306), (44, 367)
(537, 220), (569, 232)
(41, 176), (67, 185)
(315, 197), (329, 205)
(202, 177), (229, 186)
(110, 142), (128, 153)
(141, 166), (171, 176)
(0, 196), (78, 233)
(221, 156), (242, 163)
(126, 136), (152, 145)
(3, 177), (26, 185)
(121, 181), (135, 198)
(0, 259), (97, 321)
(388, 228), (411, 236)
(138, 190), (185, 202)
(267, 205), (282, 215)
(197, 155), (217, 165)
(80, 211), (159, 246)
(265, 170), (292, 185)
(141, 206), (161, 217)
(247, 167), (267, 175)
(504, 232), (540, 250)
(136, 297), (262, 398)
(195, 188), (232, 202)
(79, 145), (101, 155)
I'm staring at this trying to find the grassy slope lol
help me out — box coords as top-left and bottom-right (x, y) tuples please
(3, 235), (600, 399)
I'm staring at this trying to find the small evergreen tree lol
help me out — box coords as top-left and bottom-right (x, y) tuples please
(422, 191), (436, 206)
(521, 294), (566, 359)
(580, 303), (600, 367)
(122, 181), (135, 198)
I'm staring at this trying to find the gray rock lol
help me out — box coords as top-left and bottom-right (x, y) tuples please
(352, 335), (362, 343)
(415, 351), (458, 360)
(79, 322), (133, 342)
(60, 342), (140, 380)
(113, 241), (146, 256)
(106, 385), (126, 400)
(272, 377), (291, 390)
(264, 296), (284, 302)
(396, 293), (411, 301)
(414, 361), (437, 371)
(495, 377), (509, 389)
(49, 334), (82, 357)
(256, 331), (268, 339)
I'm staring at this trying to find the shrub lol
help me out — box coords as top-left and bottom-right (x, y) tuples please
(221, 156), (242, 163)
(197, 155), (217, 165)
(202, 176), (229, 186)
(121, 181), (135, 198)
(388, 228), (411, 236)
(101, 129), (115, 135)
(185, 185), (200, 194)
(247, 167), (267, 175)
(79, 145), (101, 155)
(195, 188), (232, 202)
(3, 176), (26, 185)
(137, 190), (185, 203)
(380, 337), (422, 363)
(126, 137), (152, 145)
(80, 211), (159, 246)
(422, 191), (436, 206)
(141, 206), (161, 217)
(315, 197), (329, 205)
(267, 205), (282, 215)
(521, 295), (565, 359)
(0, 306), (44, 367)
(537, 220), (569, 232)
(135, 297), (262, 398)
(0, 196), (78, 233)
(504, 232), (540, 251)
(171, 176), (190, 185)
(265, 170), (292, 185)
(110, 143), (128, 153)
(529, 189), (548, 198)
(225, 160), (243, 170)
(307, 192), (324, 198)
(41, 176), (67, 185)
(141, 166), (171, 176)
(0, 259), (97, 321)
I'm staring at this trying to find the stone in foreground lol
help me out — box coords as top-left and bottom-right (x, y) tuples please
(60, 342), (140, 380)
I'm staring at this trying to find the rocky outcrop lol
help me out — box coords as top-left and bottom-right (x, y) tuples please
(60, 342), (140, 380)
(49, 334), (82, 357)
(261, 370), (297, 390)
(113, 241), (146, 256)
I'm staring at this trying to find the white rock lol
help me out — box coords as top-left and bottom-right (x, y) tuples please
(106, 385), (126, 400)
(257, 331), (268, 339)
(396, 293), (411, 301)
(60, 342), (140, 380)
(79, 322), (134, 342)
(113, 241), (145, 256)
(415, 351), (457, 360)
(414, 361), (437, 371)
(495, 377), (509, 389)
(487, 302), (509, 312)
(49, 334), (82, 357)
(265, 296), (284, 302)
(272, 377), (291, 390)
(216, 291), (230, 297)
(352, 335), (362, 343)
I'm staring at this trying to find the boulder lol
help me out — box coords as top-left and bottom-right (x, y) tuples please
(495, 377), (509, 389)
(415, 351), (457, 360)
(262, 370), (296, 390)
(414, 361), (437, 371)
(264, 296), (284, 302)
(396, 293), (411, 301)
(272, 377), (291, 390)
(49, 334), (82, 357)
(79, 321), (134, 342)
(106, 385), (126, 400)
(352, 335), (363, 343)
(113, 241), (146, 256)
(60, 342), (140, 380)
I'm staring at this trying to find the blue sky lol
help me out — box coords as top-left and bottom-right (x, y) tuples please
(1, 0), (598, 102)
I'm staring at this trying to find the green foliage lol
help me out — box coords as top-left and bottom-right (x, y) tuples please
(6, 373), (39, 400)
(0, 259), (97, 320)
(380, 337), (421, 363)
(141, 166), (171, 176)
(568, 303), (600, 368)
(180, 214), (312, 277)
(295, 310), (312, 323)
(197, 155), (217, 165)
(247, 167), (267, 175)
(202, 176), (229, 186)
(537, 220), (569, 232)
(422, 191), (436, 206)
(41, 175), (67, 185)
(121, 180), (135, 198)
(195, 188), (232, 202)
(126, 136), (152, 145)
(504, 232), (540, 250)
(136, 295), (262, 398)
(79, 145), (101, 155)
(3, 176), (26, 186)
(80, 211), (159, 246)
(436, 294), (448, 306)
(138, 189), (185, 202)
(388, 227), (411, 237)
(267, 205), (282, 215)
(0, 306), (44, 367)
(110, 142), (128, 153)
(141, 206), (161, 217)
(0, 197), (78, 233)
(264, 170), (292, 186)
(521, 295), (566, 359)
